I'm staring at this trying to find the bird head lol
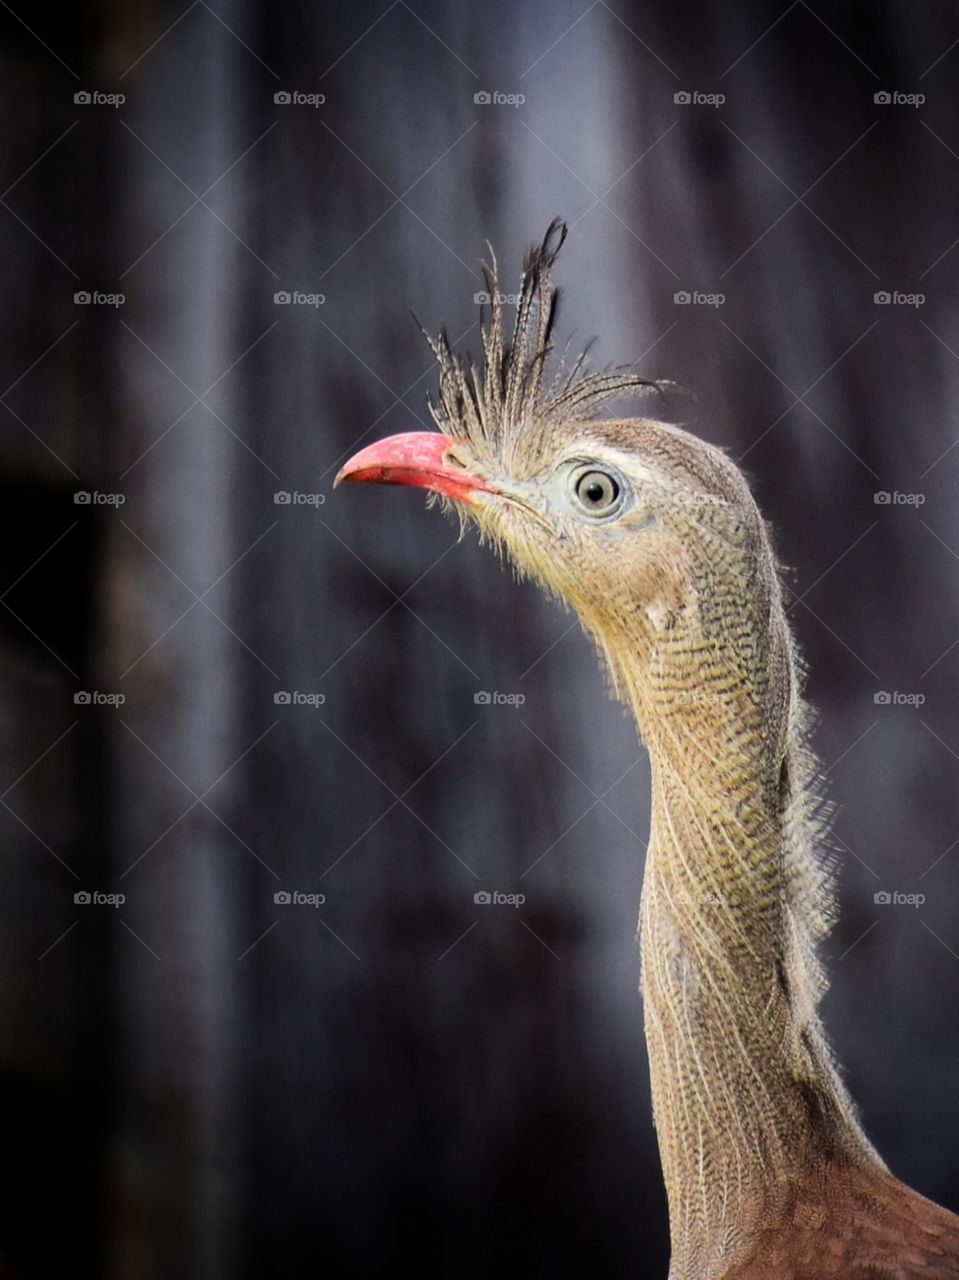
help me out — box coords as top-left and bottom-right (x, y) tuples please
(336, 220), (778, 707)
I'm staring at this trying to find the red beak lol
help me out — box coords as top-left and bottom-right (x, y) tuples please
(334, 431), (494, 504)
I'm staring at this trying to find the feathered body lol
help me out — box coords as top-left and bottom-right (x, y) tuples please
(338, 221), (959, 1278)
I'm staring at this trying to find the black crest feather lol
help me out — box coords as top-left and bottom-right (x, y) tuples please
(421, 218), (668, 468)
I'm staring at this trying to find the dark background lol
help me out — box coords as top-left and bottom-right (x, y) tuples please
(1, 2), (958, 1277)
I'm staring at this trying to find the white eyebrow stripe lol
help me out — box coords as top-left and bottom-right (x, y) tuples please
(576, 445), (733, 508)
(573, 445), (669, 488)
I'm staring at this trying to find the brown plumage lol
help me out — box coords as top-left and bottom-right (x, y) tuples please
(336, 220), (959, 1279)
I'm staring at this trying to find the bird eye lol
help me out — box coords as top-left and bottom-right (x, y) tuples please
(571, 468), (623, 517)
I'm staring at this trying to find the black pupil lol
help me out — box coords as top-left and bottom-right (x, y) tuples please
(579, 472), (617, 508)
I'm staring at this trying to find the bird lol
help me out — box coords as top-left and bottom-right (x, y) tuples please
(335, 219), (959, 1279)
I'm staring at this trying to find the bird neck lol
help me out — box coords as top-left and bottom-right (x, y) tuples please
(609, 607), (878, 1280)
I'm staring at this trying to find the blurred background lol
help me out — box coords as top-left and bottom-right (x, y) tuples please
(2, 1), (959, 1276)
